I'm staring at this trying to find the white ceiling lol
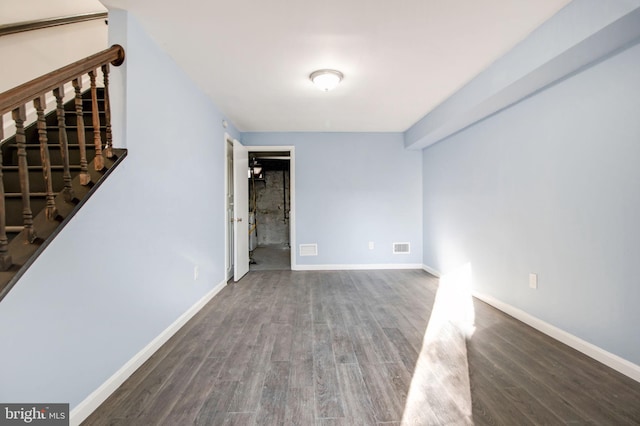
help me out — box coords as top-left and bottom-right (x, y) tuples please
(102, 0), (571, 132)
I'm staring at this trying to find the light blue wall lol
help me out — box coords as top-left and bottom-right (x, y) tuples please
(243, 133), (422, 267)
(0, 11), (239, 407)
(422, 40), (640, 364)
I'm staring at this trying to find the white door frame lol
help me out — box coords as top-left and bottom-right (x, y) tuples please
(246, 145), (296, 270)
(224, 135), (234, 281)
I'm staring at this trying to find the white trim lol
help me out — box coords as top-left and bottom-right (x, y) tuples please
(293, 263), (423, 271)
(422, 264), (441, 277)
(243, 145), (296, 270)
(223, 133), (235, 282)
(473, 291), (640, 384)
(70, 279), (228, 425)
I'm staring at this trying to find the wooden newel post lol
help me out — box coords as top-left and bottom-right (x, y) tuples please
(0, 116), (12, 270)
(102, 64), (113, 158)
(72, 78), (90, 185)
(12, 105), (36, 243)
(53, 85), (75, 202)
(89, 69), (105, 170)
(34, 95), (58, 220)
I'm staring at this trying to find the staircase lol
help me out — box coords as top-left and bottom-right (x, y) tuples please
(0, 45), (126, 300)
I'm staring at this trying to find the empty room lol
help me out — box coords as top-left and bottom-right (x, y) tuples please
(1, 0), (639, 425)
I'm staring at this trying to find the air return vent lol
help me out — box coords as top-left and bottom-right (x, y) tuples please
(393, 242), (410, 254)
(299, 244), (318, 256)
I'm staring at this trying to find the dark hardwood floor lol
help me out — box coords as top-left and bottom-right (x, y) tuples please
(83, 270), (640, 425)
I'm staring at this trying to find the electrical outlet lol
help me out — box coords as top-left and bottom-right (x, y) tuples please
(368, 242), (374, 250)
(194, 265), (199, 281)
(529, 273), (537, 289)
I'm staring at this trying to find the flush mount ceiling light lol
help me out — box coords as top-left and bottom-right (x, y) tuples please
(309, 69), (344, 91)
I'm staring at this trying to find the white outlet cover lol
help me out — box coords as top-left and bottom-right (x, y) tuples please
(529, 273), (538, 289)
(368, 242), (374, 250)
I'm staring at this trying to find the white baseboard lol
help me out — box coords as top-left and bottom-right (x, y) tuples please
(292, 263), (423, 271)
(70, 279), (228, 425)
(473, 291), (640, 383)
(422, 264), (441, 277)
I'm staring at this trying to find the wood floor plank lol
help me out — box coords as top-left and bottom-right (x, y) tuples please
(289, 310), (314, 389)
(313, 323), (345, 419)
(310, 274), (326, 325)
(283, 386), (315, 426)
(290, 357), (314, 390)
(324, 304), (357, 364)
(352, 301), (404, 365)
(359, 362), (405, 423)
(272, 302), (296, 325)
(381, 327), (419, 373)
(388, 341), (463, 425)
(347, 325), (381, 365)
(256, 361), (291, 425)
(194, 380), (240, 425)
(271, 323), (294, 361)
(338, 302), (361, 327)
(217, 320), (263, 381)
(469, 366), (536, 426)
(227, 323), (277, 413)
(331, 324), (357, 364)
(336, 271), (362, 305)
(381, 304), (429, 353)
(336, 363), (377, 425)
(315, 418), (350, 426)
(223, 412), (257, 425)
(207, 307), (253, 359)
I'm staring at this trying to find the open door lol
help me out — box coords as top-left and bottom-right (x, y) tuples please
(233, 140), (249, 281)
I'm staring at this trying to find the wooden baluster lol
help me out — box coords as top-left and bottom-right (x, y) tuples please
(89, 70), (105, 170)
(101, 64), (113, 158)
(12, 105), (36, 243)
(72, 78), (90, 185)
(34, 95), (58, 220)
(53, 86), (75, 202)
(0, 116), (12, 270)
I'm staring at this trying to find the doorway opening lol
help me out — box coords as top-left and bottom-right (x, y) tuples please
(248, 150), (291, 271)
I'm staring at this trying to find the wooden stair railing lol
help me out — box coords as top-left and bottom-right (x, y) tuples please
(0, 117), (10, 271)
(0, 44), (125, 299)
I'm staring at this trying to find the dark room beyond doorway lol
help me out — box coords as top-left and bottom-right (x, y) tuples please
(248, 151), (291, 271)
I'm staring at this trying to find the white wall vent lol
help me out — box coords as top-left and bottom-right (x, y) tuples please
(393, 242), (410, 254)
(299, 243), (318, 256)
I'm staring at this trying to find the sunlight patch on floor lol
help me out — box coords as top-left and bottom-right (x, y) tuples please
(401, 263), (475, 425)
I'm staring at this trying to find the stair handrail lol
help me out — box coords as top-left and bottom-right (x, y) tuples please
(0, 44), (125, 279)
(0, 44), (124, 116)
(0, 12), (108, 38)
